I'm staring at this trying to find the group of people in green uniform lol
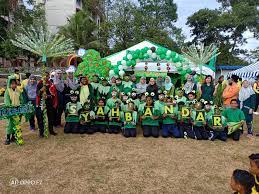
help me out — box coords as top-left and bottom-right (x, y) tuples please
(63, 72), (251, 141)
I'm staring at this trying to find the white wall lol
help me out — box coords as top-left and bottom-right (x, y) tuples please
(44, 0), (77, 33)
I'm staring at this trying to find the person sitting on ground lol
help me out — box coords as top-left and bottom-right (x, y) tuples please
(222, 99), (245, 141)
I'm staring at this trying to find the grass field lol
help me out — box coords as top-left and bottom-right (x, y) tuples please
(0, 116), (258, 193)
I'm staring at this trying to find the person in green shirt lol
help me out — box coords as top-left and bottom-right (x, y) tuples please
(79, 99), (95, 134)
(107, 100), (123, 134)
(177, 101), (195, 139)
(92, 97), (109, 133)
(122, 75), (133, 94)
(191, 101), (209, 140)
(114, 77), (124, 93)
(129, 89), (140, 111)
(121, 100), (138, 138)
(154, 90), (166, 110)
(97, 77), (111, 99)
(161, 96), (181, 138)
(64, 89), (82, 134)
(186, 91), (197, 110)
(206, 106), (227, 141)
(120, 92), (129, 111)
(248, 153), (259, 194)
(139, 94), (160, 138)
(222, 99), (245, 141)
(175, 88), (187, 104)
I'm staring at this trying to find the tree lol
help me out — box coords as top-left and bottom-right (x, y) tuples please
(186, 1), (258, 65)
(58, 9), (97, 50)
(0, 1), (46, 59)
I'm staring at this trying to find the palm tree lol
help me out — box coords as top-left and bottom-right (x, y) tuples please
(11, 25), (74, 137)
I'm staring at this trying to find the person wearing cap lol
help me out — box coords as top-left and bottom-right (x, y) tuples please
(122, 75), (133, 94)
(136, 76), (147, 94)
(222, 75), (240, 107)
(24, 75), (38, 131)
(97, 77), (111, 99)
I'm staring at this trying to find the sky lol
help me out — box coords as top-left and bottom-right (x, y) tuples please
(23, 0), (258, 51)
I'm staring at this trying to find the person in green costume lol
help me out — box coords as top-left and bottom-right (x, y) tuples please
(120, 91), (129, 112)
(206, 105), (227, 141)
(4, 75), (24, 145)
(222, 99), (245, 141)
(106, 89), (123, 134)
(121, 100), (138, 137)
(64, 89), (82, 134)
(92, 97), (109, 133)
(175, 88), (187, 104)
(114, 77), (124, 93)
(129, 89), (140, 111)
(213, 75), (226, 107)
(97, 77), (111, 99)
(186, 91), (197, 110)
(154, 90), (166, 111)
(122, 75), (133, 94)
(139, 93), (160, 137)
(191, 101), (209, 140)
(160, 95), (181, 138)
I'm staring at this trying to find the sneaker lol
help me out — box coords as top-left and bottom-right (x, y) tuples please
(30, 127), (35, 131)
(50, 131), (57, 136)
(4, 138), (10, 145)
(253, 112), (259, 115)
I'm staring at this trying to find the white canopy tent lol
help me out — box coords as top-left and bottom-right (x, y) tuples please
(105, 40), (215, 77)
(228, 61), (259, 79)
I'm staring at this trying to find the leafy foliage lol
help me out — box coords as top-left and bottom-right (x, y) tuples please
(11, 26), (75, 59)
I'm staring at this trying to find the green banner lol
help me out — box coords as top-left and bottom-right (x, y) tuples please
(0, 102), (35, 120)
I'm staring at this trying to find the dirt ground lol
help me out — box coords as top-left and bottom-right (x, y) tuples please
(0, 116), (258, 194)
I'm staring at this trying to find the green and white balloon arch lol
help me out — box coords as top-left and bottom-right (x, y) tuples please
(109, 46), (193, 77)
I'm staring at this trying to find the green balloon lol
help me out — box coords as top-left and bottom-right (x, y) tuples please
(187, 68), (192, 74)
(171, 52), (176, 58)
(173, 57), (179, 63)
(126, 60), (132, 67)
(123, 56), (127, 61)
(165, 55), (171, 60)
(117, 61), (122, 66)
(114, 66), (119, 74)
(160, 54), (166, 60)
(144, 53), (149, 59)
(133, 53), (139, 59)
(177, 67), (182, 72)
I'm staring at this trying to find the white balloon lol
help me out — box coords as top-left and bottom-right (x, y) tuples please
(175, 62), (182, 68)
(147, 50), (152, 56)
(121, 60), (126, 66)
(109, 70), (115, 76)
(166, 50), (172, 56)
(183, 65), (188, 70)
(119, 70), (125, 77)
(127, 54), (133, 60)
(118, 65), (123, 71)
(151, 53), (157, 59)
